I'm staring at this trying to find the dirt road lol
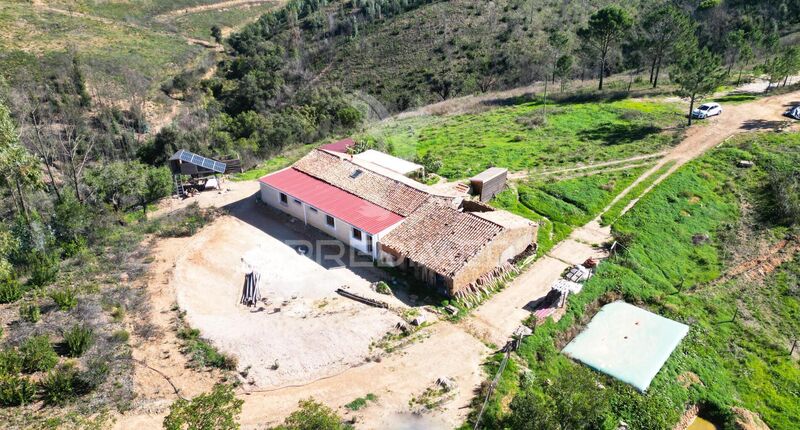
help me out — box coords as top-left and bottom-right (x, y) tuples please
(114, 90), (799, 429)
(462, 88), (800, 349)
(154, 0), (282, 21)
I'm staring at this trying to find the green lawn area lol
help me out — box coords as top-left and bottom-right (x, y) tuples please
(479, 131), (800, 429)
(492, 166), (649, 256)
(366, 99), (683, 179)
(599, 160), (676, 226)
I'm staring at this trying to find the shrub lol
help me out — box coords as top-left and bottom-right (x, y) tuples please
(163, 384), (243, 430)
(280, 398), (349, 430)
(40, 365), (78, 405)
(27, 251), (60, 287)
(112, 329), (130, 343)
(50, 287), (78, 311)
(375, 281), (391, 295)
(0, 277), (23, 303)
(178, 326), (237, 370)
(0, 375), (37, 406)
(19, 302), (41, 323)
(63, 325), (94, 357)
(0, 348), (23, 376)
(20, 335), (58, 373)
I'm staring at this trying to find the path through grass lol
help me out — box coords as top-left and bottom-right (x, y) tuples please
(483, 131), (800, 429)
(367, 99), (683, 179)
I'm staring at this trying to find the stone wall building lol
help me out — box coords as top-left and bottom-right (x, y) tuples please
(259, 146), (537, 297)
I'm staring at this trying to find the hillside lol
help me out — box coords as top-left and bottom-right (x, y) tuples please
(0, 0), (281, 125)
(232, 0), (799, 112)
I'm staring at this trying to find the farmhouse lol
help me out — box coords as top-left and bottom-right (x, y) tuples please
(259, 145), (537, 297)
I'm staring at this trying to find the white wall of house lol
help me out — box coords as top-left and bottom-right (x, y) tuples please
(259, 182), (403, 259)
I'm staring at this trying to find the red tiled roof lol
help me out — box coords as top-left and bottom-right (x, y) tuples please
(259, 168), (403, 235)
(379, 199), (503, 276)
(319, 138), (355, 153)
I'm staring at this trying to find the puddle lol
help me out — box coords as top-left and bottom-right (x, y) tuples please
(687, 416), (719, 430)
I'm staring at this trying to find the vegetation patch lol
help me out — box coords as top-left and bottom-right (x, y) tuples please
(480, 132), (800, 429)
(367, 99), (681, 179)
(492, 166), (647, 256)
(600, 160), (677, 226)
(176, 312), (237, 371)
(345, 393), (377, 411)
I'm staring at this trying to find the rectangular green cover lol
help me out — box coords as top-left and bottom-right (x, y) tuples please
(562, 301), (689, 392)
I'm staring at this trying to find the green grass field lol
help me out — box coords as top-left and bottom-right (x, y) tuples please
(481, 131), (800, 429)
(599, 160), (677, 226)
(492, 166), (649, 256)
(366, 99), (683, 179)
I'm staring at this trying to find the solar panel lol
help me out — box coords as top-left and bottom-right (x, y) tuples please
(172, 150), (227, 173)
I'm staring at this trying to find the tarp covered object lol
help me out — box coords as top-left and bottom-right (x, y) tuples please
(562, 301), (689, 392)
(240, 271), (262, 307)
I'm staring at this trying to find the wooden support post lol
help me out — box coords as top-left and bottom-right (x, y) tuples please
(791, 340), (797, 357)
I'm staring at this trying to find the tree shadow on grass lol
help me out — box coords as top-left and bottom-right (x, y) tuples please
(578, 123), (662, 146)
(740, 119), (789, 131)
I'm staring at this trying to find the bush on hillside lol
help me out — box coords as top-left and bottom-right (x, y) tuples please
(19, 302), (41, 323)
(40, 365), (78, 405)
(0, 375), (37, 406)
(27, 251), (60, 288)
(278, 398), (350, 430)
(63, 325), (94, 357)
(163, 384), (243, 430)
(50, 287), (78, 311)
(0, 348), (23, 376)
(20, 335), (58, 373)
(0, 277), (22, 304)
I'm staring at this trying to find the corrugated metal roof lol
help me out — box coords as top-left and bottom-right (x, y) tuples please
(319, 138), (355, 153)
(352, 150), (423, 175)
(259, 168), (404, 235)
(470, 167), (508, 183)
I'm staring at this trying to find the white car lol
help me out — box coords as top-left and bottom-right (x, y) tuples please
(692, 102), (722, 119)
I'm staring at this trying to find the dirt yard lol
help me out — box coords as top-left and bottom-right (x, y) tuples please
(174, 198), (406, 388)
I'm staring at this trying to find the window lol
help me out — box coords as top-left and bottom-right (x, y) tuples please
(279, 193), (288, 205)
(309, 207), (318, 213)
(326, 215), (335, 228)
(350, 169), (363, 179)
(293, 199), (301, 205)
(366, 235), (373, 252)
(352, 228), (363, 241)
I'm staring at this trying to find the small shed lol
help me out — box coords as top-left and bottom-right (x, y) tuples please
(470, 167), (508, 202)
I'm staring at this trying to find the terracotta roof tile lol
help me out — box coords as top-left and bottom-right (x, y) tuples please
(380, 199), (503, 276)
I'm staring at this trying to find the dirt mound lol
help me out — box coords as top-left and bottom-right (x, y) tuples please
(732, 407), (771, 430)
